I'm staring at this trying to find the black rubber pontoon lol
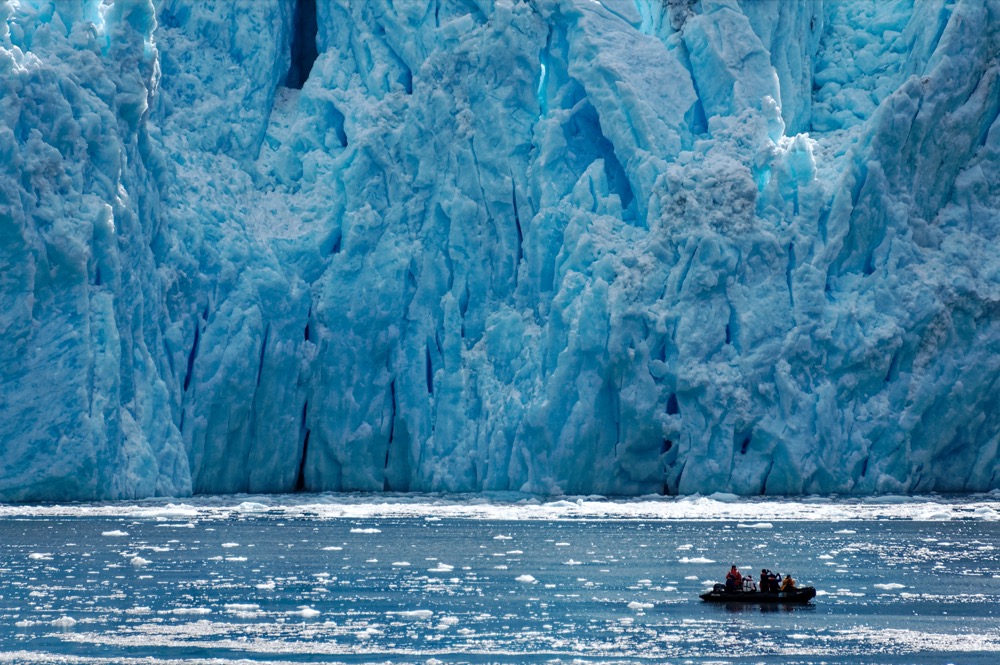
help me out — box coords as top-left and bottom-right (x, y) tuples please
(699, 585), (816, 604)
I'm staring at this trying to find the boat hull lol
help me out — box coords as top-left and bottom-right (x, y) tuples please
(699, 586), (816, 604)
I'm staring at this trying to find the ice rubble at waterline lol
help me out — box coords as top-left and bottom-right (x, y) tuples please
(2, 0), (1000, 501)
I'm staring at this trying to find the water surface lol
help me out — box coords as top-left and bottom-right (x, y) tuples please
(1, 494), (998, 664)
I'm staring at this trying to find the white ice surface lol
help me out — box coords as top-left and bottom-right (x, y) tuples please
(0, 491), (997, 522)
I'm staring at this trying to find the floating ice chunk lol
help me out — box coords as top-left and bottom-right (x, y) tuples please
(679, 557), (716, 564)
(289, 606), (320, 618)
(236, 502), (270, 513)
(130, 556), (150, 567)
(707, 493), (741, 503)
(865, 495), (919, 504)
(428, 563), (454, 572)
(391, 609), (433, 620)
(627, 601), (654, 611)
(137, 505), (199, 519)
(515, 574), (537, 583)
(255, 581), (276, 590)
(170, 607), (212, 614)
(555, 542), (570, 547)
(28, 553), (53, 560)
(102, 530), (129, 537)
(391, 561), (411, 567)
(51, 616), (77, 628)
(493, 535), (513, 540)
(351, 528), (382, 534)
(874, 583), (906, 591)
(917, 510), (953, 521)
(676, 544), (693, 551)
(835, 529), (857, 534)
(563, 559), (582, 566)
(737, 522), (773, 529)
(221, 542), (240, 548)
(225, 603), (261, 613)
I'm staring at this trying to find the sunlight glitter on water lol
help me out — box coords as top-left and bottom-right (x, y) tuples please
(0, 493), (998, 664)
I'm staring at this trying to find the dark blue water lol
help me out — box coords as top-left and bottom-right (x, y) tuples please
(1, 499), (998, 664)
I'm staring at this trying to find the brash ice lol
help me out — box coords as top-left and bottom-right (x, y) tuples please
(1, 0), (999, 501)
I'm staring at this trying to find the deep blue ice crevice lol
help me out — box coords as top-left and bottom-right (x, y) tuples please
(285, 0), (318, 89)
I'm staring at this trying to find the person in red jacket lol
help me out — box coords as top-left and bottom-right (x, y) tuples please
(725, 565), (741, 591)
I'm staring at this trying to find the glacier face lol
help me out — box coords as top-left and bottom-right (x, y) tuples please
(1, 0), (1000, 501)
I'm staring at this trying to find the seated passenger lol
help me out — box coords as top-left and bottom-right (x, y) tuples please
(742, 574), (757, 593)
(759, 569), (769, 592)
(781, 575), (797, 592)
(725, 565), (741, 591)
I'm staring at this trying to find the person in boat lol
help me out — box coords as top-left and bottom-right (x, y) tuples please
(781, 574), (797, 592)
(760, 569), (770, 592)
(766, 569), (780, 592)
(742, 573), (758, 593)
(725, 565), (742, 591)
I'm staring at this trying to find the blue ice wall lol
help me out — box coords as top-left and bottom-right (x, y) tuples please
(2, 0), (1000, 500)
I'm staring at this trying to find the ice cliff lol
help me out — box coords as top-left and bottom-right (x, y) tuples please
(2, 0), (1000, 501)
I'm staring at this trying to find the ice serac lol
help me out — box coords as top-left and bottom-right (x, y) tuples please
(0, 0), (189, 500)
(1, 0), (999, 501)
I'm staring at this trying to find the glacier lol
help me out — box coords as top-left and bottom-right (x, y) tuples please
(1, 0), (1000, 501)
